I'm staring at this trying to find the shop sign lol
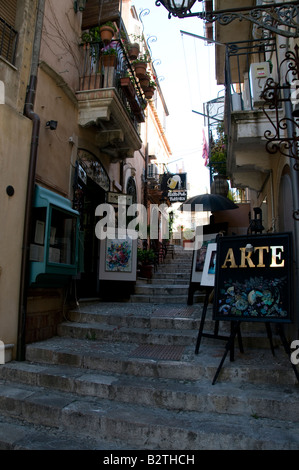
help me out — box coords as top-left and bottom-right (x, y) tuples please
(78, 150), (110, 192)
(160, 173), (187, 203)
(167, 190), (188, 202)
(213, 233), (293, 323)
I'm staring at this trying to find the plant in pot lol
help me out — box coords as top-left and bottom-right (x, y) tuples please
(101, 45), (117, 67)
(127, 34), (142, 60)
(132, 53), (150, 78)
(143, 79), (157, 99)
(137, 248), (156, 279)
(139, 72), (150, 90)
(100, 21), (117, 44)
(209, 121), (229, 197)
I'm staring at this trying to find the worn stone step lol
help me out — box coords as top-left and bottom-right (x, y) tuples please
(129, 294), (201, 303)
(1, 361), (299, 424)
(68, 303), (201, 330)
(152, 272), (191, 279)
(134, 285), (190, 295)
(24, 336), (298, 385)
(0, 378), (298, 450)
(67, 303), (284, 348)
(57, 321), (197, 346)
(0, 415), (130, 450)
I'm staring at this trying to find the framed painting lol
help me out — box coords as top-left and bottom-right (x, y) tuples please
(201, 242), (217, 286)
(191, 230), (218, 284)
(99, 229), (137, 281)
(213, 232), (293, 323)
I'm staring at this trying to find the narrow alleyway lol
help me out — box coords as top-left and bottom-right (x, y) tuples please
(0, 246), (299, 450)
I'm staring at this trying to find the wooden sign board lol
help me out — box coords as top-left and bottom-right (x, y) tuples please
(213, 232), (293, 323)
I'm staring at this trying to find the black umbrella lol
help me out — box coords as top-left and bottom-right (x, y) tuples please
(180, 193), (238, 212)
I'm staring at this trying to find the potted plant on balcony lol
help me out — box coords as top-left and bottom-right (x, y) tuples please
(101, 45), (118, 67)
(209, 122), (229, 197)
(100, 21), (117, 44)
(132, 53), (150, 78)
(143, 79), (157, 99)
(139, 72), (150, 90)
(137, 248), (156, 279)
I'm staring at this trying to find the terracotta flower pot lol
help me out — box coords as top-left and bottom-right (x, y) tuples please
(100, 25), (114, 44)
(143, 86), (155, 99)
(139, 76), (150, 89)
(133, 62), (147, 79)
(102, 54), (117, 67)
(128, 43), (140, 60)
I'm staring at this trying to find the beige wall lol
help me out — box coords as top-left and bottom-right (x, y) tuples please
(0, 0), (38, 357)
(0, 106), (32, 352)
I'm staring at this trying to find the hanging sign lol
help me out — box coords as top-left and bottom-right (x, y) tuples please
(213, 232), (293, 323)
(160, 173), (188, 203)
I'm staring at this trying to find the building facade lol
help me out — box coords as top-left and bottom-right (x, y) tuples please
(212, 0), (299, 337)
(0, 0), (171, 360)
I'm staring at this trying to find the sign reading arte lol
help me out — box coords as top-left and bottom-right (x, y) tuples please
(213, 232), (293, 323)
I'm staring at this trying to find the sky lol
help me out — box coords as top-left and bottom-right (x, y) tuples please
(131, 0), (224, 197)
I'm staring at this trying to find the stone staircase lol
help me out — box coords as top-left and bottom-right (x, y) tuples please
(1, 293), (299, 449)
(131, 245), (204, 303)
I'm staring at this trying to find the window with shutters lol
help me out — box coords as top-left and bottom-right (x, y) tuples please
(0, 0), (18, 65)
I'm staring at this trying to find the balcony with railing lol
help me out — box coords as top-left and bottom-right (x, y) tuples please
(224, 37), (281, 190)
(76, 35), (153, 161)
(0, 16), (18, 65)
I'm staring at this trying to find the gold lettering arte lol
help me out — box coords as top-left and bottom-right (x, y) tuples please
(270, 245), (285, 267)
(221, 245), (285, 268)
(221, 248), (238, 268)
(254, 246), (269, 267)
(239, 247), (255, 268)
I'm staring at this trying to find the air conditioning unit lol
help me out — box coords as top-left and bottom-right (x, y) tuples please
(249, 62), (271, 107)
(147, 163), (159, 180)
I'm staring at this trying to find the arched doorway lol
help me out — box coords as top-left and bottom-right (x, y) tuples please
(74, 150), (110, 297)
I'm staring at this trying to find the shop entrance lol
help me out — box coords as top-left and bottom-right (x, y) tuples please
(74, 151), (110, 299)
(77, 177), (105, 298)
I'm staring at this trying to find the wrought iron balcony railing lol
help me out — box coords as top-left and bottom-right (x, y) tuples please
(224, 37), (278, 137)
(78, 38), (148, 128)
(0, 16), (18, 65)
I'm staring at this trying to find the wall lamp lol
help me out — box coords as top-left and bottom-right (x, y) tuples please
(46, 120), (58, 130)
(155, 1), (299, 38)
(74, 0), (87, 13)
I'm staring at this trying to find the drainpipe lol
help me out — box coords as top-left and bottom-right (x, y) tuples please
(17, 0), (45, 361)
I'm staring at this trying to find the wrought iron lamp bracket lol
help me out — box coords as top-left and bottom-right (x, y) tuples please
(155, 1), (299, 38)
(261, 45), (299, 167)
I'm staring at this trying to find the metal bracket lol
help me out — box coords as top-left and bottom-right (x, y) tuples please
(155, 1), (299, 38)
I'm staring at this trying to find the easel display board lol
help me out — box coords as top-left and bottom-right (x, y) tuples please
(213, 232), (293, 324)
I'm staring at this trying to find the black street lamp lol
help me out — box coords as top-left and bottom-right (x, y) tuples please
(155, 0), (200, 17)
(155, 1), (299, 38)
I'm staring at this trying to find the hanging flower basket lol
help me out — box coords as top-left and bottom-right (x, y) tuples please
(100, 24), (115, 44)
(127, 42), (140, 60)
(139, 74), (150, 89)
(144, 86), (155, 99)
(133, 61), (148, 79)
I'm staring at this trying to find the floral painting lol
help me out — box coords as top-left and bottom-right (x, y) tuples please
(105, 239), (132, 272)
